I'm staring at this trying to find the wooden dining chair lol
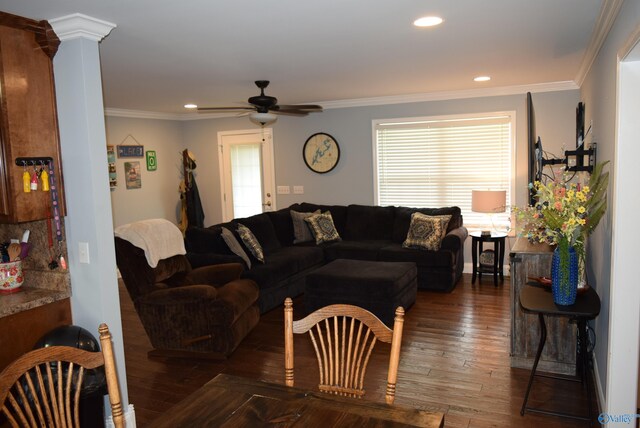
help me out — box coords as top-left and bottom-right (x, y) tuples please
(0, 323), (125, 428)
(284, 298), (405, 404)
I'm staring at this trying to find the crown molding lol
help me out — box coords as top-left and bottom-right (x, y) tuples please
(313, 81), (578, 109)
(104, 108), (232, 121)
(575, 0), (624, 86)
(104, 81), (579, 121)
(49, 13), (116, 42)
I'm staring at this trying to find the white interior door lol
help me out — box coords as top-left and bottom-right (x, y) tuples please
(218, 129), (276, 221)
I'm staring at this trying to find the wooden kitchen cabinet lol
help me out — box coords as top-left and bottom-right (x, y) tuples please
(0, 12), (65, 223)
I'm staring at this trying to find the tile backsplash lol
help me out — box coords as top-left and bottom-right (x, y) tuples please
(0, 219), (70, 292)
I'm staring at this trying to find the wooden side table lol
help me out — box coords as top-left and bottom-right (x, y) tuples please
(519, 285), (600, 421)
(471, 231), (507, 286)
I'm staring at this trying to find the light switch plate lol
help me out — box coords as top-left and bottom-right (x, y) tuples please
(277, 186), (290, 194)
(293, 186), (304, 194)
(79, 242), (90, 264)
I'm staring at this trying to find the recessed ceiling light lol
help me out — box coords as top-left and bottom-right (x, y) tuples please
(474, 76), (491, 82)
(184, 103), (198, 109)
(413, 16), (443, 27)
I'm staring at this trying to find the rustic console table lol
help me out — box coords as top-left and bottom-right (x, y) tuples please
(509, 238), (577, 375)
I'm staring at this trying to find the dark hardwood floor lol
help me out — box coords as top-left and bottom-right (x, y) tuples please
(119, 274), (600, 427)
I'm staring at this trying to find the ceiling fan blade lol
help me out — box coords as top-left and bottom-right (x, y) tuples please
(272, 110), (310, 117)
(197, 106), (255, 112)
(273, 104), (323, 112)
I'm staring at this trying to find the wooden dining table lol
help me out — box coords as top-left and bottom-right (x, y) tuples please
(152, 373), (445, 427)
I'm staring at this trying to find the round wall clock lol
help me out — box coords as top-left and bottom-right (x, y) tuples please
(303, 132), (340, 174)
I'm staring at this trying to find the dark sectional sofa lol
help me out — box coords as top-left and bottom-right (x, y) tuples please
(185, 202), (468, 314)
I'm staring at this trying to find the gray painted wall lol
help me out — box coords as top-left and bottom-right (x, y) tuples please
(106, 116), (185, 227)
(580, 0), (640, 410)
(183, 91), (578, 215)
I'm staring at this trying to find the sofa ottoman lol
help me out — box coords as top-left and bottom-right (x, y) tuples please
(304, 259), (418, 326)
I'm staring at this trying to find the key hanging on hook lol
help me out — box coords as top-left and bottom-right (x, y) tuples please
(22, 161), (30, 193)
(30, 163), (38, 191)
(58, 241), (66, 270)
(40, 161), (50, 192)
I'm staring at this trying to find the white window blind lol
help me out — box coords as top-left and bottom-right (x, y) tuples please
(374, 114), (513, 231)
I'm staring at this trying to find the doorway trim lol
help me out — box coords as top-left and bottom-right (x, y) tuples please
(217, 128), (276, 222)
(603, 25), (640, 420)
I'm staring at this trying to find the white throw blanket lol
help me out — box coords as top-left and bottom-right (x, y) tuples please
(114, 219), (186, 268)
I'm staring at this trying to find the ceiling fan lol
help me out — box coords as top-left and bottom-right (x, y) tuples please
(197, 80), (323, 125)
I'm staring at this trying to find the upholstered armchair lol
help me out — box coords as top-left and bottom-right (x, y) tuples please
(115, 224), (260, 359)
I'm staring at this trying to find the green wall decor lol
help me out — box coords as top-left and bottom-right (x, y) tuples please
(146, 150), (157, 171)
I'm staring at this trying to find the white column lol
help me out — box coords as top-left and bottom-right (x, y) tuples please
(49, 14), (131, 413)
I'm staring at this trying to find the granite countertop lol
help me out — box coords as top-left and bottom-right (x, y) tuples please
(0, 286), (71, 318)
(0, 264), (71, 318)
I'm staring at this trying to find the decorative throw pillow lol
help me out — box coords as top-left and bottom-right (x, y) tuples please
(304, 212), (342, 245)
(237, 223), (265, 263)
(291, 209), (321, 244)
(402, 213), (452, 251)
(220, 227), (251, 268)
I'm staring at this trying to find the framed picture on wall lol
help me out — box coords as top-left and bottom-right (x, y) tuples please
(124, 161), (141, 189)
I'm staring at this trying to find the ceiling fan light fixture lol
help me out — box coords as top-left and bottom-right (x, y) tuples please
(250, 111), (277, 126)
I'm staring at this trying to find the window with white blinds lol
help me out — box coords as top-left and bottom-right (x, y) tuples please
(374, 113), (514, 231)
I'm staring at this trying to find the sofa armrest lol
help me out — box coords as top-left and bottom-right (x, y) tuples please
(140, 284), (219, 305)
(186, 252), (247, 269)
(441, 226), (468, 252)
(186, 263), (244, 286)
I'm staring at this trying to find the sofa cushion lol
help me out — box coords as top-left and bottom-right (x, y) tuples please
(378, 243), (454, 267)
(323, 240), (390, 262)
(184, 226), (233, 255)
(305, 212), (342, 244)
(266, 205), (300, 247)
(402, 213), (451, 251)
(221, 227), (252, 268)
(297, 203), (348, 237)
(344, 204), (395, 240)
(392, 206), (462, 243)
(291, 209), (320, 243)
(237, 223), (265, 263)
(241, 246), (325, 291)
(231, 213), (281, 254)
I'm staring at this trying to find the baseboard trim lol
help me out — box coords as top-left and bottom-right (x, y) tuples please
(463, 262), (510, 277)
(106, 404), (136, 428)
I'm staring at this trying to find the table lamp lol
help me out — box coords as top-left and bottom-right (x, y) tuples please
(472, 190), (506, 237)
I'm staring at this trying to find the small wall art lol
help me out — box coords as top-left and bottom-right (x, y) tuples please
(124, 161), (141, 189)
(107, 145), (117, 189)
(146, 150), (157, 171)
(117, 134), (144, 158)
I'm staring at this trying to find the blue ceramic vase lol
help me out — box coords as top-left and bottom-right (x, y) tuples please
(551, 245), (578, 305)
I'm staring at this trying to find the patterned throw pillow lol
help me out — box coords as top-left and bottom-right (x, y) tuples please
(402, 213), (452, 251)
(291, 209), (321, 244)
(220, 227), (251, 269)
(237, 223), (265, 263)
(304, 212), (342, 245)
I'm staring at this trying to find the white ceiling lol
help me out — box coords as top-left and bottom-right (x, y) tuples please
(0, 0), (603, 115)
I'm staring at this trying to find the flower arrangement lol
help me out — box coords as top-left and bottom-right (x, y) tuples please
(514, 162), (608, 248)
(514, 162), (609, 298)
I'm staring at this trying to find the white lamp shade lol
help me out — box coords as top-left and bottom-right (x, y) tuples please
(250, 112), (277, 125)
(472, 190), (506, 213)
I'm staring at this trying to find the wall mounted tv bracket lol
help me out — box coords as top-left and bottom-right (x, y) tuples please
(542, 143), (597, 174)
